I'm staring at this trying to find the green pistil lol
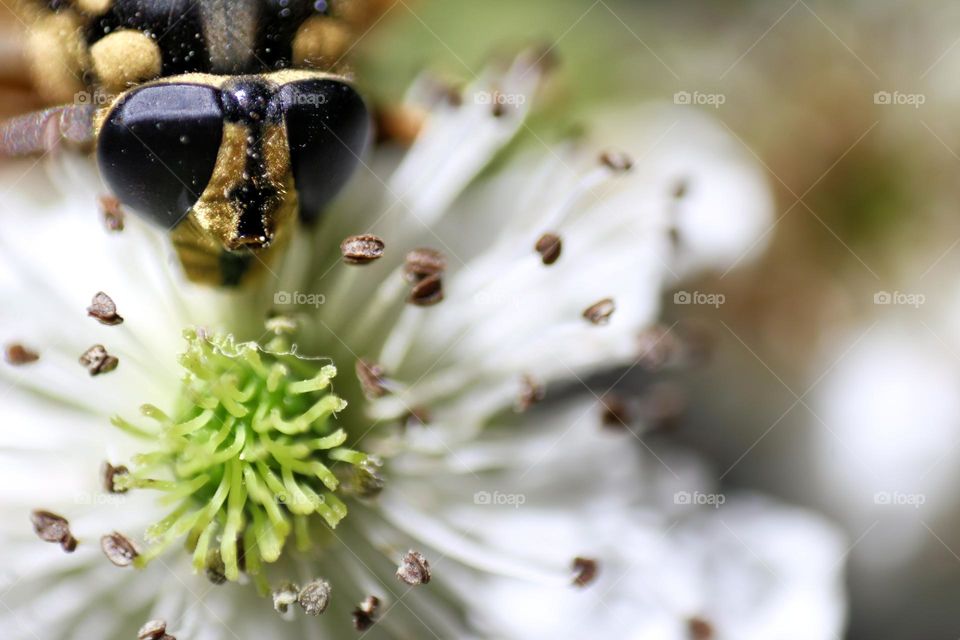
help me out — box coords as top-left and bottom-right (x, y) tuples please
(111, 329), (370, 593)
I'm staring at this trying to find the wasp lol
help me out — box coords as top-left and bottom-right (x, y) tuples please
(0, 0), (384, 285)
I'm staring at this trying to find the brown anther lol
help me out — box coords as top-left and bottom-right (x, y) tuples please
(101, 462), (129, 494)
(535, 233), (562, 265)
(673, 179), (689, 200)
(600, 150), (634, 173)
(352, 460), (385, 499)
(5, 343), (39, 365)
(688, 616), (715, 639)
(635, 325), (679, 371)
(340, 234), (385, 265)
(30, 510), (77, 553)
(405, 406), (432, 428)
(298, 579), (332, 616)
(272, 581), (300, 614)
(638, 382), (686, 431)
(100, 531), (138, 567)
(352, 595), (380, 631)
(356, 359), (388, 399)
(516, 374), (545, 413)
(396, 550), (431, 585)
(99, 195), (125, 232)
(79, 344), (119, 376)
(138, 619), (173, 640)
(87, 291), (124, 325)
(583, 298), (616, 325)
(600, 395), (631, 430)
(374, 106), (427, 146)
(404, 248), (447, 282)
(572, 557), (599, 587)
(491, 91), (506, 118)
(409, 273), (444, 306)
(205, 549), (227, 585)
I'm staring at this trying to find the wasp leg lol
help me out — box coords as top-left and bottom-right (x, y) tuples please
(0, 104), (96, 158)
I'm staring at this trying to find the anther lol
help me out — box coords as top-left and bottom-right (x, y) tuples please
(87, 291), (124, 326)
(396, 550), (431, 585)
(600, 150), (634, 173)
(352, 595), (380, 631)
(409, 273), (444, 306)
(404, 248), (447, 282)
(534, 233), (562, 265)
(101, 462), (130, 494)
(572, 557), (598, 587)
(599, 395), (631, 430)
(30, 510), (77, 552)
(298, 579), (332, 616)
(583, 298), (615, 325)
(340, 234), (386, 265)
(356, 359), (389, 398)
(99, 195), (125, 232)
(688, 616), (715, 639)
(5, 343), (39, 365)
(138, 619), (175, 640)
(80, 344), (119, 376)
(516, 374), (545, 413)
(273, 581), (300, 614)
(101, 531), (139, 567)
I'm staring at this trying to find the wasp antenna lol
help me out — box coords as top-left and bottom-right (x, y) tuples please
(0, 104), (97, 158)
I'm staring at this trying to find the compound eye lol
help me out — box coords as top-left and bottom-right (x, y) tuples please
(97, 84), (223, 229)
(279, 79), (370, 223)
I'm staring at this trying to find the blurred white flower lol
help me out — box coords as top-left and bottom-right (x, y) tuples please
(0, 51), (835, 640)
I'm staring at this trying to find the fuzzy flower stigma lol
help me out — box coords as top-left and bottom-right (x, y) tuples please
(109, 329), (371, 591)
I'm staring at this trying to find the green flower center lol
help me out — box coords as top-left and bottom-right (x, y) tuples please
(111, 329), (374, 593)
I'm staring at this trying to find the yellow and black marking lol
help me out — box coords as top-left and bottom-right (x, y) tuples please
(95, 70), (370, 286)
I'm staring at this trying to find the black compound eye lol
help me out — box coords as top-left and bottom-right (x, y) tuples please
(97, 84), (224, 229)
(279, 79), (370, 223)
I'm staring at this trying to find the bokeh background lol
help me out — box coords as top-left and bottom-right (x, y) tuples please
(3, 0), (956, 637)
(351, 1), (960, 638)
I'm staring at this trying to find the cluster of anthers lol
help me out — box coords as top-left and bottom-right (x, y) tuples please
(104, 328), (380, 603)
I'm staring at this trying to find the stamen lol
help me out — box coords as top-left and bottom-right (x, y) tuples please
(515, 374), (545, 413)
(101, 462), (130, 494)
(599, 150), (634, 173)
(355, 359), (389, 398)
(404, 248), (447, 282)
(583, 298), (616, 325)
(340, 234), (386, 265)
(272, 581), (299, 615)
(571, 557), (598, 587)
(87, 291), (124, 326)
(138, 619), (175, 640)
(4, 343), (39, 365)
(688, 617), (715, 639)
(534, 232), (562, 265)
(30, 510), (77, 552)
(636, 325), (679, 371)
(298, 579), (332, 616)
(409, 273), (444, 306)
(396, 550), (431, 586)
(352, 595), (380, 631)
(79, 344), (119, 376)
(101, 531), (139, 567)
(599, 395), (631, 430)
(99, 195), (125, 232)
